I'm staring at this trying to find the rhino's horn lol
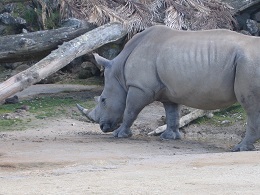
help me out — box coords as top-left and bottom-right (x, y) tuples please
(76, 104), (90, 116)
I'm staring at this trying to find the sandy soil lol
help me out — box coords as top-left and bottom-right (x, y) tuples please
(1, 86), (260, 194)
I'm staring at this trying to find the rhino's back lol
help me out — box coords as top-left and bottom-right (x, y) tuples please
(124, 26), (254, 109)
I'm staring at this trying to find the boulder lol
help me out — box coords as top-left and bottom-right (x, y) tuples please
(0, 12), (26, 25)
(245, 19), (259, 35)
(253, 11), (260, 22)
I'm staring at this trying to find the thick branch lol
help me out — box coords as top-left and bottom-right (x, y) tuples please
(0, 26), (95, 63)
(0, 22), (127, 103)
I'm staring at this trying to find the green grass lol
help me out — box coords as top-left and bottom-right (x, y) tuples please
(0, 96), (96, 130)
(0, 119), (22, 127)
(0, 95), (247, 131)
(193, 103), (246, 126)
(57, 77), (104, 86)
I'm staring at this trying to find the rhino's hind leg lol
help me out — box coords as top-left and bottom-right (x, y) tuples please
(233, 94), (260, 151)
(232, 113), (260, 151)
(160, 102), (181, 140)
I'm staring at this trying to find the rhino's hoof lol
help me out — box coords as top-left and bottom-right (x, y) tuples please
(160, 130), (181, 140)
(113, 128), (132, 138)
(232, 143), (255, 152)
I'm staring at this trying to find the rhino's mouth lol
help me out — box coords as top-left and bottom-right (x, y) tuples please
(100, 121), (121, 133)
(100, 123), (113, 132)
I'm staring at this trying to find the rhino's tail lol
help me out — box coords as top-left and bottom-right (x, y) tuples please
(93, 53), (112, 69)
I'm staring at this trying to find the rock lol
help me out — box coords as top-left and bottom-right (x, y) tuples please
(0, 24), (6, 34)
(0, 2), (4, 13)
(97, 43), (123, 60)
(19, 105), (30, 111)
(0, 12), (26, 25)
(245, 19), (259, 35)
(4, 62), (23, 70)
(0, 12), (27, 35)
(236, 13), (250, 30)
(78, 61), (101, 79)
(12, 64), (30, 75)
(3, 113), (12, 120)
(221, 120), (231, 125)
(0, 23), (17, 36)
(22, 28), (28, 34)
(253, 11), (260, 22)
(206, 112), (214, 119)
(78, 69), (93, 79)
(37, 72), (63, 84)
(61, 57), (84, 73)
(5, 95), (19, 104)
(96, 35), (126, 61)
(80, 61), (100, 75)
(4, 3), (15, 13)
(61, 18), (96, 29)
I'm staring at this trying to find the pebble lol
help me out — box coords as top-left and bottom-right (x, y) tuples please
(221, 120), (231, 125)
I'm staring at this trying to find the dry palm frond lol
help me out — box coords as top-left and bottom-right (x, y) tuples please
(60, 0), (237, 37)
(153, 0), (236, 30)
(164, 6), (185, 30)
(89, 4), (125, 25)
(117, 1), (153, 36)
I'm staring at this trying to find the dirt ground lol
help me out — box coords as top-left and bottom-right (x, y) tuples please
(1, 85), (260, 194)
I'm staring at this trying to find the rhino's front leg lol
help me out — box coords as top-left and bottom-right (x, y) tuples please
(160, 102), (181, 140)
(113, 87), (153, 138)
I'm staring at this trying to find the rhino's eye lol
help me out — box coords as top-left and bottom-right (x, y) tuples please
(101, 97), (106, 104)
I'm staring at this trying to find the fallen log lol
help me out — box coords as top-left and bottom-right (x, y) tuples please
(0, 25), (95, 63)
(148, 109), (219, 136)
(0, 22), (127, 103)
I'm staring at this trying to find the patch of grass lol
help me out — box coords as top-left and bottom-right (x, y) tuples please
(0, 104), (19, 114)
(24, 96), (95, 119)
(0, 119), (20, 127)
(193, 103), (246, 126)
(45, 10), (60, 29)
(0, 119), (23, 132)
(58, 77), (104, 86)
(0, 96), (96, 130)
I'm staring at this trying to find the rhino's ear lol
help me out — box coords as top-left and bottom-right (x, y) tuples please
(93, 53), (112, 70)
(94, 96), (100, 103)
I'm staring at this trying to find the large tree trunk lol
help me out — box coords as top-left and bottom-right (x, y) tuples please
(0, 22), (127, 103)
(0, 25), (95, 63)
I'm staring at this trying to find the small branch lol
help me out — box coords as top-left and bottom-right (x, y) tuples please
(148, 109), (219, 136)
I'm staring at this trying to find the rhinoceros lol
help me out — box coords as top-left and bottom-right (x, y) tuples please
(77, 25), (260, 151)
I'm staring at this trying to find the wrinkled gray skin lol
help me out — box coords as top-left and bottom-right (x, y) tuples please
(78, 25), (260, 151)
